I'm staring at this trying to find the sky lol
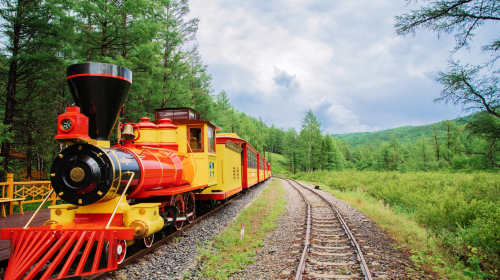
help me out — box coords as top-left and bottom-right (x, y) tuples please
(189, 0), (497, 134)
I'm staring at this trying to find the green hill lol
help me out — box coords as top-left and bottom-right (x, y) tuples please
(332, 118), (464, 146)
(264, 152), (289, 174)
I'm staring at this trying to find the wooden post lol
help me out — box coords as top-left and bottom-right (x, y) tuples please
(50, 185), (57, 206)
(7, 173), (13, 215)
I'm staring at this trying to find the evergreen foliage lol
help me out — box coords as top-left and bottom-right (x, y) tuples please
(278, 110), (499, 174)
(0, 0), (274, 179)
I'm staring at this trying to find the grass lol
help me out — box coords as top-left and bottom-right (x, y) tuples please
(11, 200), (56, 214)
(264, 152), (289, 174)
(288, 170), (500, 279)
(199, 179), (286, 279)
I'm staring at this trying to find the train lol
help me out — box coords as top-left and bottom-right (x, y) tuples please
(0, 62), (271, 280)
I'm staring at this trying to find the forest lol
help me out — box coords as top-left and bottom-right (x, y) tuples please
(0, 0), (274, 181)
(266, 110), (500, 174)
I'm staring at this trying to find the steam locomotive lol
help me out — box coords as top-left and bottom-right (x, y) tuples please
(0, 62), (271, 280)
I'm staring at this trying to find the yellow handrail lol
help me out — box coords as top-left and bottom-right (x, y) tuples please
(105, 171), (135, 229)
(23, 189), (54, 229)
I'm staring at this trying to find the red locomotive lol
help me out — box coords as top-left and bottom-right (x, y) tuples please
(0, 63), (271, 280)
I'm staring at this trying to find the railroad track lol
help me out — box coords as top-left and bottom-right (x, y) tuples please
(280, 178), (387, 280)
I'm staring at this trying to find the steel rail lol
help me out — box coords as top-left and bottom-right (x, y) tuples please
(282, 178), (373, 280)
(87, 181), (267, 280)
(283, 179), (311, 280)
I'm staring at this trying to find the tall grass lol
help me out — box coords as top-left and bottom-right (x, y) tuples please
(288, 170), (500, 278)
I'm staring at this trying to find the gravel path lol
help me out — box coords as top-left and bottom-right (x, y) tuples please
(107, 180), (270, 280)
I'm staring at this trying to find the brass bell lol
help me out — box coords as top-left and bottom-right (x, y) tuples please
(121, 124), (135, 139)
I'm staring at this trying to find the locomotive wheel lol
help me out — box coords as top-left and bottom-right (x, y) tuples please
(105, 240), (127, 264)
(140, 234), (154, 249)
(209, 199), (218, 210)
(185, 192), (196, 224)
(174, 194), (184, 231)
(117, 240), (127, 264)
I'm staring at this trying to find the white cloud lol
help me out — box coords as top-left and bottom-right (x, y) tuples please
(189, 0), (474, 133)
(310, 97), (378, 134)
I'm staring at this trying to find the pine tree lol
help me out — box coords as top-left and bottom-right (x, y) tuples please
(415, 135), (437, 171)
(330, 138), (345, 171)
(284, 128), (298, 173)
(441, 120), (462, 163)
(0, 0), (69, 180)
(298, 110), (322, 172)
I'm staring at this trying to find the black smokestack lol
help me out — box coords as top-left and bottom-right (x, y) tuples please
(66, 63), (132, 141)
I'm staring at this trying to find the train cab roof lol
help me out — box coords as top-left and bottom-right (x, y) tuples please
(154, 107), (222, 131)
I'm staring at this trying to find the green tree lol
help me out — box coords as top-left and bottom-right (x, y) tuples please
(396, 0), (500, 167)
(322, 135), (344, 171)
(415, 135), (437, 171)
(0, 0), (69, 180)
(298, 110), (322, 172)
(429, 124), (442, 161)
(440, 119), (463, 163)
(284, 128), (299, 173)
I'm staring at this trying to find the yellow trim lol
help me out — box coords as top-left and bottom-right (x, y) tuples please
(48, 204), (77, 224)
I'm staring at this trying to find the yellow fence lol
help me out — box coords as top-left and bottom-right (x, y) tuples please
(0, 173), (58, 215)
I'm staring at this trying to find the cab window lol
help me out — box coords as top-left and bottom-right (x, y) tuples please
(207, 126), (215, 153)
(187, 126), (203, 152)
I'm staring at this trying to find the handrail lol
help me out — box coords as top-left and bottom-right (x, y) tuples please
(175, 131), (198, 184)
(138, 146), (175, 156)
(105, 171), (135, 229)
(23, 189), (54, 229)
(0, 181), (51, 186)
(106, 150), (123, 199)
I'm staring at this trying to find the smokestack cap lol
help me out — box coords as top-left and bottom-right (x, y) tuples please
(66, 63), (132, 141)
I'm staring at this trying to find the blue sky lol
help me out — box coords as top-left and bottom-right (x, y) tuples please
(189, 0), (497, 134)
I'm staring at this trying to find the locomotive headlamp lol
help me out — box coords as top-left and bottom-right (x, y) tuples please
(61, 119), (72, 131)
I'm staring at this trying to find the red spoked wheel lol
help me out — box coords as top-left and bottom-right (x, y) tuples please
(140, 234), (154, 248)
(116, 240), (127, 264)
(185, 192), (196, 224)
(174, 194), (184, 231)
(106, 240), (127, 264)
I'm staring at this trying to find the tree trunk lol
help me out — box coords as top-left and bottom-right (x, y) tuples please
(101, 0), (108, 57)
(122, 4), (127, 58)
(0, 10), (22, 182)
(26, 115), (33, 180)
(87, 5), (91, 62)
